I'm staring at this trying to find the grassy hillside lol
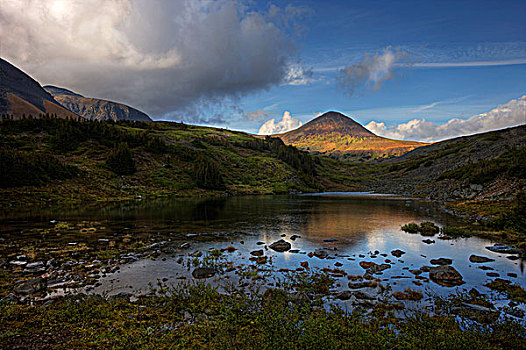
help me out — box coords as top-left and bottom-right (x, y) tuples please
(365, 125), (526, 236)
(0, 115), (359, 207)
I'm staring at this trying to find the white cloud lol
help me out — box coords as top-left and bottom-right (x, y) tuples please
(283, 64), (315, 85)
(338, 46), (411, 96)
(0, 0), (304, 121)
(365, 96), (526, 142)
(258, 111), (302, 135)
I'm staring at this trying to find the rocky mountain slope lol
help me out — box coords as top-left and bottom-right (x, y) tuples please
(45, 85), (152, 122)
(277, 111), (427, 160)
(0, 58), (79, 119)
(370, 125), (526, 202)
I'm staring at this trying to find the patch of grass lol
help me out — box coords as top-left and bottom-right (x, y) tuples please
(401, 222), (439, 236)
(485, 279), (526, 303)
(401, 223), (419, 233)
(1, 284), (525, 349)
(440, 226), (471, 238)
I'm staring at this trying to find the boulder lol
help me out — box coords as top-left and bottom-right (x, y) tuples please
(313, 249), (328, 259)
(14, 277), (47, 295)
(348, 281), (378, 289)
(469, 255), (495, 263)
(250, 250), (264, 257)
(192, 267), (216, 279)
(391, 249), (405, 258)
(336, 291), (352, 300)
(430, 258), (452, 265)
(429, 266), (464, 287)
(353, 291), (375, 300)
(269, 239), (291, 252)
(485, 244), (521, 254)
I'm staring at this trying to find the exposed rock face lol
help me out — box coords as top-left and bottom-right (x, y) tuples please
(45, 85), (151, 122)
(0, 58), (78, 119)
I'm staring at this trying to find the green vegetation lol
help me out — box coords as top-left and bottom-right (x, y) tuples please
(440, 226), (471, 238)
(1, 283), (525, 349)
(419, 221), (440, 235)
(401, 223), (419, 233)
(193, 154), (225, 190)
(401, 222), (439, 236)
(106, 142), (136, 175)
(437, 146), (526, 184)
(0, 115), (357, 206)
(0, 150), (78, 187)
(485, 279), (526, 303)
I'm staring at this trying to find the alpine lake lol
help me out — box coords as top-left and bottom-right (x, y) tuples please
(2, 193), (525, 321)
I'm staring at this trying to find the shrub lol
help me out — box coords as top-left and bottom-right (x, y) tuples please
(419, 221), (440, 236)
(401, 223), (419, 233)
(440, 226), (471, 238)
(106, 142), (136, 175)
(193, 154), (225, 190)
(0, 150), (78, 187)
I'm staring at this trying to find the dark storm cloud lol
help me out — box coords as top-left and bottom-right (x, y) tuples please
(0, 0), (308, 121)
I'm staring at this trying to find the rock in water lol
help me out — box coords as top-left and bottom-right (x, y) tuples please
(391, 249), (405, 258)
(313, 249), (328, 259)
(430, 258), (453, 265)
(336, 291), (352, 300)
(14, 277), (47, 295)
(485, 245), (521, 254)
(269, 239), (291, 252)
(192, 267), (216, 279)
(469, 255), (495, 263)
(353, 291), (375, 300)
(250, 249), (264, 257)
(429, 266), (465, 287)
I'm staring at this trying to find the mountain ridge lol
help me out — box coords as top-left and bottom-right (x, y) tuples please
(277, 111), (428, 160)
(0, 58), (79, 119)
(45, 85), (152, 122)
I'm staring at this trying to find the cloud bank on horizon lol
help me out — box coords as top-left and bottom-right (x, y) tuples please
(0, 0), (311, 122)
(258, 111), (302, 135)
(365, 96), (526, 142)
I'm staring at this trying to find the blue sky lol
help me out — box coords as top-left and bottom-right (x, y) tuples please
(1, 0), (524, 139)
(231, 0), (526, 133)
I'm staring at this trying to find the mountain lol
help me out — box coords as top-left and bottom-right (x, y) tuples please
(0, 58), (79, 119)
(369, 124), (526, 202)
(44, 85), (152, 122)
(277, 111), (427, 160)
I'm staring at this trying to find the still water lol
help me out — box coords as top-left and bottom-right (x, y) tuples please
(1, 193), (524, 308)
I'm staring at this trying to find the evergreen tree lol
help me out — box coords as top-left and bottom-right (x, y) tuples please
(106, 142), (136, 175)
(193, 154), (225, 190)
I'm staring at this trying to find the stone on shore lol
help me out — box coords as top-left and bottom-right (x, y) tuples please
(269, 240), (291, 252)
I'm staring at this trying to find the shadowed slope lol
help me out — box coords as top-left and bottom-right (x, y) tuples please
(45, 85), (152, 122)
(0, 58), (79, 119)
